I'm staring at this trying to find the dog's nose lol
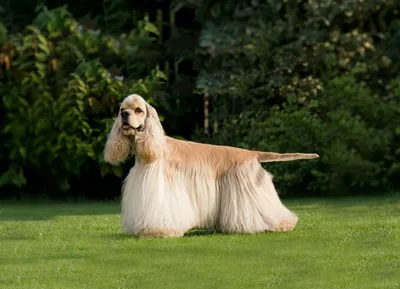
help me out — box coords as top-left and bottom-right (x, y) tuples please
(121, 110), (130, 118)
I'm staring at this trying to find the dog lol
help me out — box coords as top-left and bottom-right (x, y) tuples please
(104, 94), (319, 238)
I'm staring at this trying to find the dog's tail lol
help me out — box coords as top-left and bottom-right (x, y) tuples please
(257, 152), (319, 163)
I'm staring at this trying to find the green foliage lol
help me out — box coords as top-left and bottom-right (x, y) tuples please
(191, 0), (400, 196)
(248, 69), (399, 195)
(0, 6), (166, 195)
(1, 0), (400, 197)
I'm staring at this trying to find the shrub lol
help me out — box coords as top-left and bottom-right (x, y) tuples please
(0, 7), (167, 196)
(191, 0), (400, 196)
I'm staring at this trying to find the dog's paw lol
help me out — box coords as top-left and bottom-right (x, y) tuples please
(138, 228), (185, 238)
(273, 219), (297, 232)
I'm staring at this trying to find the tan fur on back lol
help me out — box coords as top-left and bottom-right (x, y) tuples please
(165, 137), (261, 178)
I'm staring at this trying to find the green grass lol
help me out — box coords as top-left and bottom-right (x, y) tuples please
(1, 194), (399, 289)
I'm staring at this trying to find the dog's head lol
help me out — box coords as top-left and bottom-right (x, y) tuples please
(104, 94), (164, 165)
(117, 94), (160, 136)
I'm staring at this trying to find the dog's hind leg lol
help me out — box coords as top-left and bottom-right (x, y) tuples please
(218, 160), (298, 234)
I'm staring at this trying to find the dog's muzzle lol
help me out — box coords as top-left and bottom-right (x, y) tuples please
(121, 121), (143, 132)
(120, 110), (143, 132)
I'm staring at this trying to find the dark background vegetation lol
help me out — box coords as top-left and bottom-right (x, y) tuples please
(0, 0), (399, 200)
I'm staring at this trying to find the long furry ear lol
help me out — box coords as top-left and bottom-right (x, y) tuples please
(103, 118), (131, 165)
(145, 103), (160, 121)
(134, 103), (166, 162)
(144, 102), (164, 135)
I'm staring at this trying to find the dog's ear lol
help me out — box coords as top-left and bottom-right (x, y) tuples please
(103, 118), (131, 165)
(135, 102), (165, 162)
(143, 102), (164, 135)
(145, 102), (160, 121)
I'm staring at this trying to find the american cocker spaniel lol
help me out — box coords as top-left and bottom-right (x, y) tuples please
(104, 94), (319, 238)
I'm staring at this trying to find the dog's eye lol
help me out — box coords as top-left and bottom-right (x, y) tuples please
(135, 108), (143, 113)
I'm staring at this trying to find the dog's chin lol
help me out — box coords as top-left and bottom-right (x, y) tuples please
(121, 124), (143, 136)
(121, 128), (135, 136)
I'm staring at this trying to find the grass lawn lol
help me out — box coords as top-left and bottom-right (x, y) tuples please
(1, 194), (399, 289)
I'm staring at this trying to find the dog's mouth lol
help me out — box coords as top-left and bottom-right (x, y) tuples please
(121, 122), (143, 132)
(121, 121), (133, 130)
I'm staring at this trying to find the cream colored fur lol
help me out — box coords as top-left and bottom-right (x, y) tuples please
(104, 94), (319, 238)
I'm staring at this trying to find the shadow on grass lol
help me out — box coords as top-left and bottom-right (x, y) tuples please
(105, 229), (223, 240)
(184, 229), (221, 237)
(0, 201), (120, 221)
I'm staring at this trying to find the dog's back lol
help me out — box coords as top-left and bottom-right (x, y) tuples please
(164, 136), (265, 179)
(165, 136), (318, 166)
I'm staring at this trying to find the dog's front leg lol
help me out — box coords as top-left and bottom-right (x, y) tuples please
(121, 163), (195, 238)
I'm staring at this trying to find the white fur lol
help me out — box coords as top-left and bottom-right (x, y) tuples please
(120, 155), (298, 236)
(121, 159), (197, 235)
(219, 161), (298, 233)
